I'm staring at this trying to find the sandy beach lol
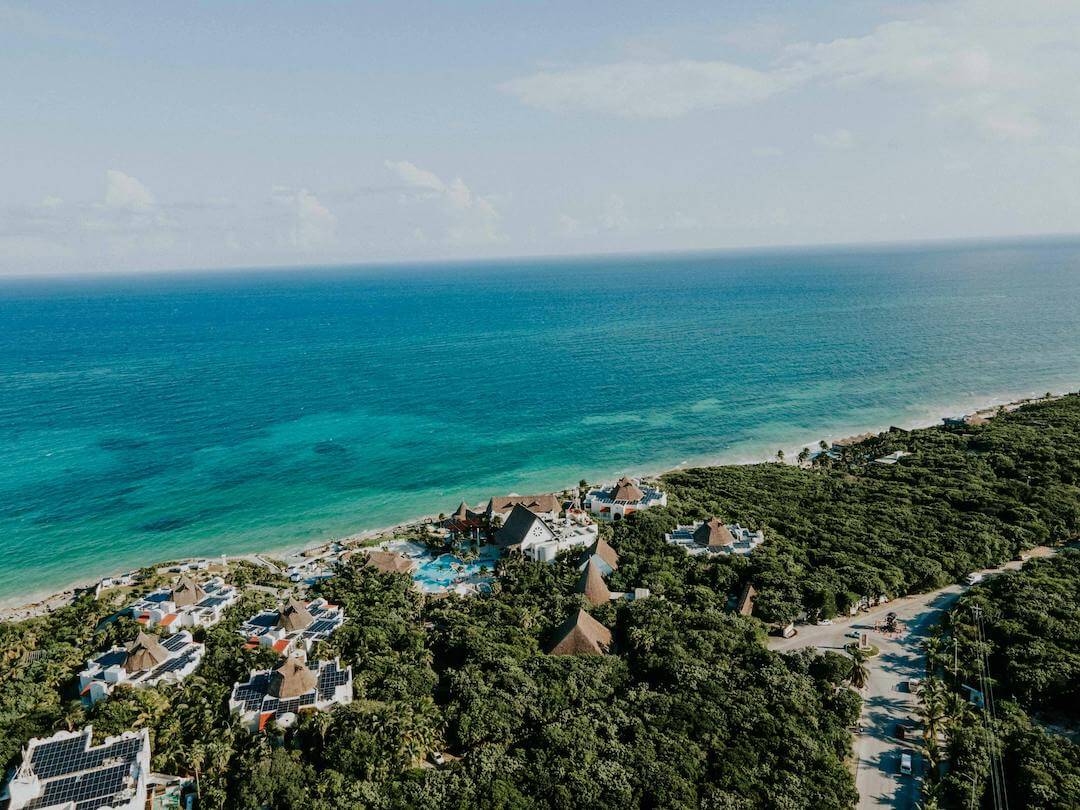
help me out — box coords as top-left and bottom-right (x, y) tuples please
(0, 389), (1067, 624)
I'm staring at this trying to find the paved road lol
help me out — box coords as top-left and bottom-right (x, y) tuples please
(769, 549), (1053, 810)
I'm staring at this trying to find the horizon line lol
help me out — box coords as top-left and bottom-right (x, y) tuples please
(3, 229), (1080, 283)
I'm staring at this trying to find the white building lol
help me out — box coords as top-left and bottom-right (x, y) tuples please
(873, 451), (911, 465)
(495, 504), (598, 563)
(1, 727), (160, 810)
(128, 575), (238, 632)
(239, 597), (345, 655)
(665, 517), (765, 556)
(584, 477), (666, 521)
(230, 657), (353, 733)
(78, 630), (204, 706)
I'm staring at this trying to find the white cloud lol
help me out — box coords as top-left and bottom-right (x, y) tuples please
(385, 160), (503, 245)
(503, 0), (1080, 141)
(104, 169), (155, 211)
(271, 187), (337, 249)
(501, 60), (790, 118)
(813, 128), (855, 149)
(752, 146), (784, 157)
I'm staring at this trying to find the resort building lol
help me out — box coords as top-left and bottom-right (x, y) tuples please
(78, 630), (204, 706)
(229, 656), (353, 732)
(495, 504), (598, 563)
(486, 493), (562, 525)
(548, 609), (613, 656)
(0, 727), (188, 810)
(239, 597), (345, 655)
(128, 575), (238, 632)
(577, 537), (620, 576)
(584, 477), (666, 521)
(363, 550), (417, 576)
(665, 517), (765, 556)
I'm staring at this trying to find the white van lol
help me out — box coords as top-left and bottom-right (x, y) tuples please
(900, 752), (913, 775)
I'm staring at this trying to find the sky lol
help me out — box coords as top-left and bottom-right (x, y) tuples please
(2, 0), (1079, 275)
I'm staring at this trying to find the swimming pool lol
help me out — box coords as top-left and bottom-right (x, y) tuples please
(412, 546), (500, 593)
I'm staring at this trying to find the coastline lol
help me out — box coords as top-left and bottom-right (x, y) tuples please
(1, 385), (1071, 622)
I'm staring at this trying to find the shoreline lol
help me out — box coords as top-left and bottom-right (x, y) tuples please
(1, 385), (1071, 622)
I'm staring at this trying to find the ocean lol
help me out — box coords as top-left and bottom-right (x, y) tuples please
(2, 238), (1080, 604)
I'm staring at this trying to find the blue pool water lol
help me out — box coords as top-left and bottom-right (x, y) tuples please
(412, 547), (501, 593)
(2, 237), (1080, 603)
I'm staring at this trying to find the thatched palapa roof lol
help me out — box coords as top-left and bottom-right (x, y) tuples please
(487, 493), (561, 516)
(269, 657), (317, 699)
(171, 575), (206, 607)
(608, 477), (645, 503)
(364, 550), (416, 576)
(124, 631), (170, 673)
(548, 609), (613, 656)
(575, 559), (611, 607)
(694, 518), (735, 547)
(276, 599), (315, 633)
(578, 537), (619, 572)
(737, 583), (757, 616)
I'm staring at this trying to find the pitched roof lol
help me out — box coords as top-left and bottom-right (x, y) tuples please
(548, 609), (613, 656)
(579, 537), (620, 571)
(487, 493), (561, 515)
(495, 503), (550, 548)
(575, 559), (611, 607)
(269, 658), (317, 699)
(694, 517), (735, 547)
(737, 583), (757, 616)
(276, 599), (314, 633)
(124, 631), (170, 673)
(608, 477), (645, 503)
(364, 550), (416, 575)
(171, 575), (206, 607)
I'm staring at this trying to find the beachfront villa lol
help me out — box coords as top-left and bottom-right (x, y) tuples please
(486, 493), (562, 524)
(127, 575), (238, 632)
(577, 537), (620, 576)
(548, 609), (613, 656)
(0, 726), (188, 810)
(584, 477), (667, 521)
(495, 504), (598, 563)
(229, 656), (353, 733)
(666, 517), (765, 556)
(77, 630), (204, 707)
(239, 597), (345, 655)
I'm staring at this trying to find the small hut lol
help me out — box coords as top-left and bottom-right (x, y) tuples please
(123, 632), (170, 674)
(548, 609), (613, 656)
(276, 599), (315, 633)
(268, 657), (318, 699)
(575, 559), (612, 607)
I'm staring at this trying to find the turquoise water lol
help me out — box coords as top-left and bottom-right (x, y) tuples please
(411, 547), (501, 593)
(2, 238), (1080, 604)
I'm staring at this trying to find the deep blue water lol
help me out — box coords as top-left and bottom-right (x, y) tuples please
(2, 238), (1080, 603)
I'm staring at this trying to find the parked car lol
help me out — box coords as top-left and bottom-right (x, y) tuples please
(816, 619), (833, 626)
(900, 752), (913, 775)
(845, 630), (861, 639)
(908, 678), (922, 693)
(896, 722), (914, 740)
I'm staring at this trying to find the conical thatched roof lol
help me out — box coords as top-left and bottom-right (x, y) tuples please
(575, 559), (611, 607)
(579, 537), (620, 572)
(171, 575), (206, 607)
(268, 657), (317, 699)
(124, 631), (170, 673)
(276, 599), (314, 633)
(737, 583), (757, 616)
(608, 477), (645, 503)
(364, 550), (416, 575)
(452, 501), (471, 520)
(548, 609), (612, 656)
(694, 517), (735, 547)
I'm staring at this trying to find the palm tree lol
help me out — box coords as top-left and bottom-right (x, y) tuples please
(797, 447), (811, 466)
(918, 678), (947, 747)
(848, 647), (870, 690)
(776, 449), (785, 463)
